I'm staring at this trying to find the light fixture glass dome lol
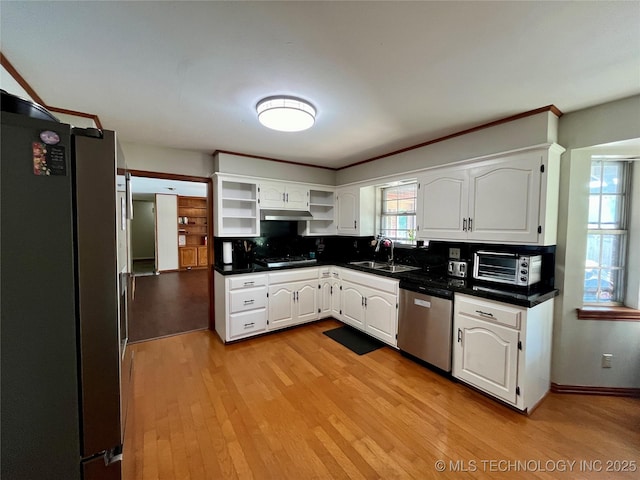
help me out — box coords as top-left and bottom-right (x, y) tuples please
(256, 96), (316, 132)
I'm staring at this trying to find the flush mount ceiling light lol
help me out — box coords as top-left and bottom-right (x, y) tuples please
(256, 96), (316, 132)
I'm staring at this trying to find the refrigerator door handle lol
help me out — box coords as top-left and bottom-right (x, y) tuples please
(104, 444), (123, 466)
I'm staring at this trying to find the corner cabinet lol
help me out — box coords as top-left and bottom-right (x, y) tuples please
(336, 185), (375, 236)
(417, 145), (563, 245)
(452, 293), (554, 412)
(299, 187), (336, 236)
(214, 175), (259, 237)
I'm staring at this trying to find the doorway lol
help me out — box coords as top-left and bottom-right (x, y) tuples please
(127, 171), (213, 343)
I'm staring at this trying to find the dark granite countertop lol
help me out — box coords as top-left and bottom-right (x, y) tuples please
(214, 261), (558, 308)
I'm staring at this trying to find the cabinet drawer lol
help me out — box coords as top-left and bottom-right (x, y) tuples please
(455, 294), (522, 329)
(229, 287), (267, 313)
(319, 268), (331, 279)
(228, 274), (267, 290)
(229, 309), (267, 339)
(269, 267), (318, 284)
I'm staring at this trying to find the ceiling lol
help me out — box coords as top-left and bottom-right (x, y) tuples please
(2, 2), (639, 170)
(130, 176), (207, 201)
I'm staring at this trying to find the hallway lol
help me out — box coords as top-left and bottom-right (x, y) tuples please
(129, 269), (209, 343)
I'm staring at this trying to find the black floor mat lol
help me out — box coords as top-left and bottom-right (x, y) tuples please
(323, 325), (384, 355)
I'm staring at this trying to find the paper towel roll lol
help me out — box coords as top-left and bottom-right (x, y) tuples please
(223, 242), (233, 264)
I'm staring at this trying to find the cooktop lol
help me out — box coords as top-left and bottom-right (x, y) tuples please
(254, 256), (318, 268)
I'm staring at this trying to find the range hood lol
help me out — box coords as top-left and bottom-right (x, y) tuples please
(260, 209), (313, 221)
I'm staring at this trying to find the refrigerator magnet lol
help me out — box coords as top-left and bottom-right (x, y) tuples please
(32, 141), (66, 176)
(39, 130), (60, 145)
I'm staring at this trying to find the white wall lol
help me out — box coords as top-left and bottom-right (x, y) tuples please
(214, 151), (336, 185)
(155, 194), (179, 271)
(1, 64), (34, 101)
(131, 201), (155, 260)
(553, 95), (640, 389)
(122, 141), (214, 178)
(337, 111), (557, 185)
(2, 64), (97, 127)
(54, 112), (97, 128)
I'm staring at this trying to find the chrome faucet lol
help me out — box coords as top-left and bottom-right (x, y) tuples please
(375, 235), (394, 264)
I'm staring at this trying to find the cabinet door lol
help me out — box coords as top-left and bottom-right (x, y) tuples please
(268, 284), (295, 330)
(319, 279), (332, 318)
(336, 189), (358, 234)
(295, 281), (318, 324)
(179, 246), (198, 268)
(417, 169), (468, 240)
(331, 279), (342, 320)
(364, 287), (397, 346)
(285, 185), (309, 210)
(259, 182), (285, 208)
(468, 153), (541, 243)
(453, 315), (519, 404)
(341, 281), (365, 329)
(197, 246), (208, 266)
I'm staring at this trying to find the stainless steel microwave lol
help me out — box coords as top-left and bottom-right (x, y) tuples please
(473, 251), (542, 287)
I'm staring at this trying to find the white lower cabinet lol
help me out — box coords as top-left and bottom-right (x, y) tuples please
(341, 281), (366, 329)
(452, 293), (554, 411)
(319, 267), (342, 320)
(319, 267), (333, 318)
(215, 267), (397, 346)
(341, 269), (399, 347)
(214, 271), (268, 342)
(267, 268), (319, 331)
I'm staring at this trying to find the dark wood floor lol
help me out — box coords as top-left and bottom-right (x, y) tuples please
(123, 320), (640, 479)
(129, 269), (208, 342)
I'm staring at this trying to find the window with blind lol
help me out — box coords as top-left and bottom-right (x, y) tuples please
(584, 159), (630, 304)
(380, 183), (417, 245)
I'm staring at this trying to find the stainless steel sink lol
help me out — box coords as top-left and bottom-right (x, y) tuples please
(348, 261), (421, 273)
(375, 264), (421, 273)
(348, 260), (385, 268)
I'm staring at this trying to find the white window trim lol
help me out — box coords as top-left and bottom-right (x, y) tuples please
(377, 182), (417, 245)
(584, 157), (639, 309)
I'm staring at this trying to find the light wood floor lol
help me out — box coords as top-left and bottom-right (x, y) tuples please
(123, 319), (640, 480)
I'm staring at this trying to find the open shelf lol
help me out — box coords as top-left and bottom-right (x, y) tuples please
(217, 177), (260, 237)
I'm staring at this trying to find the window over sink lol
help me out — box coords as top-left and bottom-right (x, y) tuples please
(379, 182), (417, 245)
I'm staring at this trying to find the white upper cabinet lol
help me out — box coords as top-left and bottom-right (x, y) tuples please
(336, 185), (374, 236)
(259, 181), (309, 210)
(416, 145), (562, 245)
(215, 175), (259, 237)
(417, 168), (469, 241)
(467, 152), (541, 243)
(299, 187), (336, 236)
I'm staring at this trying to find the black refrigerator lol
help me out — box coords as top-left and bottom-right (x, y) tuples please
(1, 94), (132, 480)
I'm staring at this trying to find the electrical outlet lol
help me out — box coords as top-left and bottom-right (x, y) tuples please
(449, 247), (461, 259)
(602, 354), (613, 368)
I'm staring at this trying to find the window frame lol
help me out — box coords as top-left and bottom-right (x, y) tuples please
(379, 182), (418, 245)
(583, 158), (631, 306)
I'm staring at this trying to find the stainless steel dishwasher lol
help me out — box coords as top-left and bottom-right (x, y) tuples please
(398, 279), (453, 372)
